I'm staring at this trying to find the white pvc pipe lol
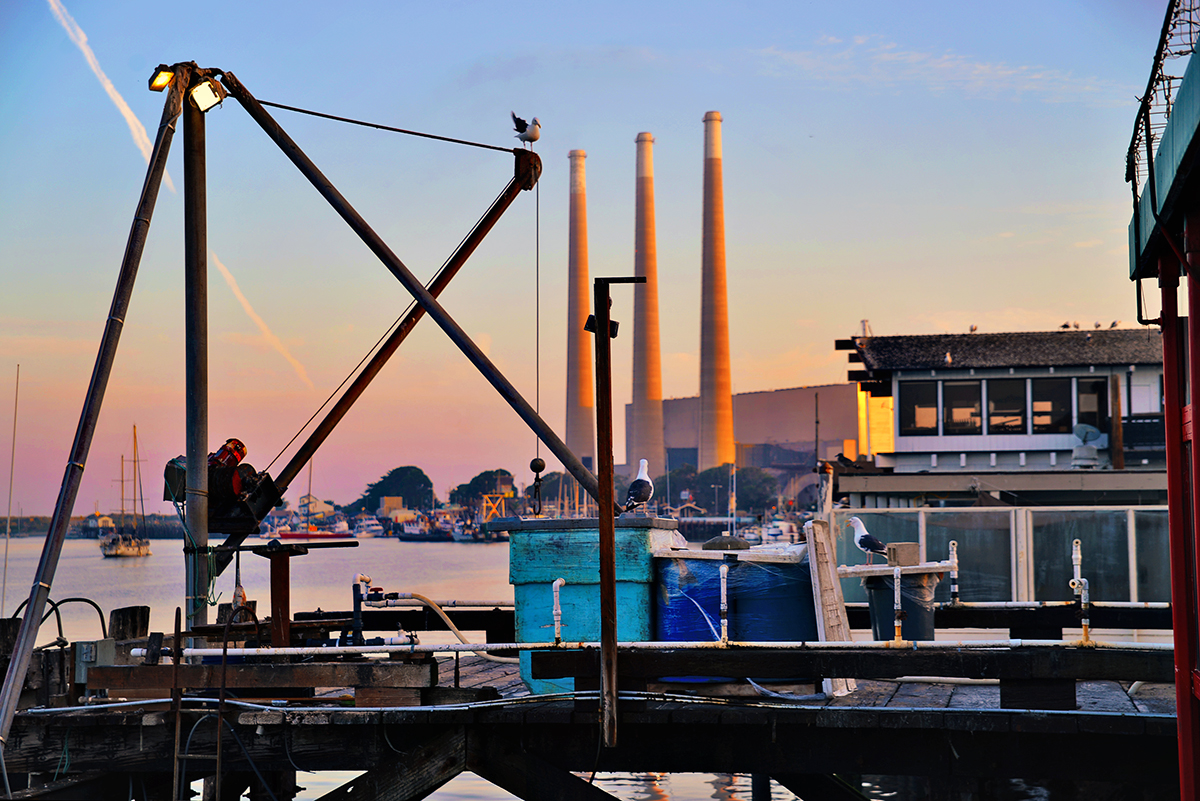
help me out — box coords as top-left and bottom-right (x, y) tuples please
(364, 598), (514, 608)
(551, 578), (566, 644)
(719, 563), (729, 643)
(133, 636), (1173, 659)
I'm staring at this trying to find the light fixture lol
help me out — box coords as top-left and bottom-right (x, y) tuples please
(189, 78), (226, 112)
(148, 64), (174, 92)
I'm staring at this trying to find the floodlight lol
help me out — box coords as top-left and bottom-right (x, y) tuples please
(190, 78), (225, 112)
(148, 65), (174, 92)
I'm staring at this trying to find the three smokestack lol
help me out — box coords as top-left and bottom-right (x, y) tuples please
(630, 133), (666, 481)
(565, 113), (734, 482)
(698, 111), (735, 471)
(565, 150), (595, 472)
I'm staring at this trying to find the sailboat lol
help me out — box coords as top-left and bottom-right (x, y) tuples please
(99, 426), (151, 558)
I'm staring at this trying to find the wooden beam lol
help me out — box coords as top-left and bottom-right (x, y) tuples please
(530, 646), (1174, 682)
(468, 734), (621, 801)
(316, 727), (465, 801)
(87, 661), (436, 690)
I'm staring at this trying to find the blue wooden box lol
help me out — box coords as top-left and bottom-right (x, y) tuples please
(503, 516), (680, 694)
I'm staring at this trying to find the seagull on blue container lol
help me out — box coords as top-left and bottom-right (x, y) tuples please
(847, 516), (886, 564)
(624, 459), (654, 513)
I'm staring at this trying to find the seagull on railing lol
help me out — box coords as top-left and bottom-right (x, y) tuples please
(847, 516), (886, 564)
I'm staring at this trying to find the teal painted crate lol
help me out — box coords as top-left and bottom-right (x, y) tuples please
(503, 516), (680, 694)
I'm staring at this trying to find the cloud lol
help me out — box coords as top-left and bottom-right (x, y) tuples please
(211, 251), (315, 389)
(757, 36), (1133, 107)
(46, 0), (175, 192)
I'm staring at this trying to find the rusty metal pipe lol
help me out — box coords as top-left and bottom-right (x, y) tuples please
(0, 65), (189, 747)
(220, 72), (601, 504)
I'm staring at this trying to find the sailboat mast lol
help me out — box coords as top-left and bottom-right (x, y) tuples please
(3, 364), (18, 615)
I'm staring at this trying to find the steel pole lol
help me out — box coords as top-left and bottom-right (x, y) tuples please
(0, 66), (187, 745)
(184, 77), (209, 634)
(1159, 253), (1198, 800)
(592, 276), (644, 748)
(220, 72), (600, 503)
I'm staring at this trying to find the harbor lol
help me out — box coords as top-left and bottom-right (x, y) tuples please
(3, 2), (1197, 799)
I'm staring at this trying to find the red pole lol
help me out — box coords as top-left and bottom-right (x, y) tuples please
(1161, 252), (1198, 799)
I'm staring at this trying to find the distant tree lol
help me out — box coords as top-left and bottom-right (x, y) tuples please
(450, 469), (513, 506)
(344, 466), (434, 514)
(732, 467), (779, 514)
(696, 464), (734, 514)
(655, 463), (698, 508)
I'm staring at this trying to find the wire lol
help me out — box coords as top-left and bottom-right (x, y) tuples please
(258, 99), (514, 154)
(535, 180), (541, 461)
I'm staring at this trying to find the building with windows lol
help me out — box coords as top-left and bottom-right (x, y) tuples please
(838, 329), (1166, 475)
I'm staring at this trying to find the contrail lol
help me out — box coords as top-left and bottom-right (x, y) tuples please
(47, 0), (176, 192)
(211, 252), (315, 389)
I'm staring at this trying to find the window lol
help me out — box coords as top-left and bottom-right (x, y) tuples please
(1031, 378), (1071, 433)
(942, 381), (981, 435)
(898, 381), (937, 436)
(1077, 378), (1108, 431)
(987, 378), (1026, 434)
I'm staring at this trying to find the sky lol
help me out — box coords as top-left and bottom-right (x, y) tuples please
(0, 0), (1173, 517)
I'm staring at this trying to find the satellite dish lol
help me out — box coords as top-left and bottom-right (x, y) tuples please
(1073, 423), (1101, 444)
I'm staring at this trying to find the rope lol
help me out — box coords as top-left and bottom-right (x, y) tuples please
(535, 180), (541, 460)
(258, 99), (513, 154)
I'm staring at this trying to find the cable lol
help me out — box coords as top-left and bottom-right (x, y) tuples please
(258, 99), (513, 154)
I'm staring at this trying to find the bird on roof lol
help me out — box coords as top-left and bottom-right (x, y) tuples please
(1094, 322), (1102, 329)
(944, 352), (953, 365)
(969, 324), (978, 333)
(624, 459), (654, 513)
(511, 112), (540, 147)
(847, 516), (886, 564)
(1073, 321), (1080, 330)
(1060, 322), (1071, 330)
(1110, 320), (1121, 328)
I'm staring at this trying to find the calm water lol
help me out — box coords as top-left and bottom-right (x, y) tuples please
(0, 536), (804, 800)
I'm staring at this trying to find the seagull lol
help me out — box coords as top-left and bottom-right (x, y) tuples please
(1060, 322), (1071, 330)
(944, 352), (953, 366)
(624, 459), (654, 512)
(511, 112), (540, 148)
(1094, 322), (1102, 329)
(1072, 321), (1080, 330)
(847, 516), (886, 564)
(1110, 320), (1121, 329)
(969, 324), (978, 334)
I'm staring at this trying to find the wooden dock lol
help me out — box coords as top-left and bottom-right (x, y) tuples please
(0, 650), (1178, 800)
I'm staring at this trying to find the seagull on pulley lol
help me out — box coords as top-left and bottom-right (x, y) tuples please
(511, 112), (540, 148)
(624, 459), (654, 513)
(847, 516), (886, 564)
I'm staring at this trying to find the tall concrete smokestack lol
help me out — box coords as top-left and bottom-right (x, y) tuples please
(630, 132), (666, 481)
(699, 111), (735, 471)
(565, 150), (595, 474)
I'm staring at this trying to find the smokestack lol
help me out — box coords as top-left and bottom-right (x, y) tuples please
(630, 132), (666, 481)
(699, 112), (735, 471)
(565, 150), (595, 473)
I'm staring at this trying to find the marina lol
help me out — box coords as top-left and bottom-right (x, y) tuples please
(1, 4), (1196, 798)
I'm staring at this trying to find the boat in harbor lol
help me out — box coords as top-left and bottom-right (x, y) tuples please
(353, 517), (385, 538)
(99, 531), (151, 558)
(99, 426), (151, 558)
